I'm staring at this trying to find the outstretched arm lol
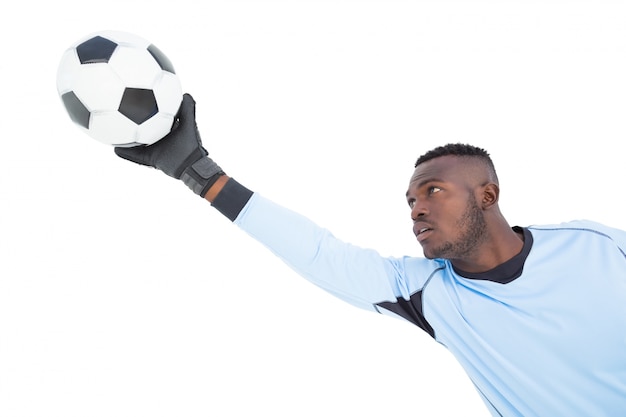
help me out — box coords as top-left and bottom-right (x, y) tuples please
(114, 93), (419, 313)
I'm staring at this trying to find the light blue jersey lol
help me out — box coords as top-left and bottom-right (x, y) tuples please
(227, 188), (626, 416)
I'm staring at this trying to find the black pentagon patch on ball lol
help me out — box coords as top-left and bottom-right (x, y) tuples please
(148, 44), (176, 74)
(119, 88), (158, 124)
(76, 36), (118, 64)
(61, 91), (91, 129)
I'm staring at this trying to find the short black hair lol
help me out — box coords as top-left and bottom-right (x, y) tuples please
(415, 143), (498, 182)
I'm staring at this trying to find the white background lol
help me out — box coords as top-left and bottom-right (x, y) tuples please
(2, 1), (626, 416)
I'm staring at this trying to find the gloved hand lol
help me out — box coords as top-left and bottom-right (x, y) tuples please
(115, 93), (224, 197)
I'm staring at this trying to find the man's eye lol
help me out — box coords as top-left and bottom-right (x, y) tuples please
(429, 186), (441, 194)
(408, 200), (415, 209)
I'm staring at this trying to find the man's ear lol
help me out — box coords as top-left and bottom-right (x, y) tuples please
(481, 183), (499, 209)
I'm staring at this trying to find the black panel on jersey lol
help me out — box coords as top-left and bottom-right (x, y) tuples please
(377, 292), (435, 338)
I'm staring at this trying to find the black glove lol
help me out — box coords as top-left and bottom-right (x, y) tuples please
(115, 93), (223, 197)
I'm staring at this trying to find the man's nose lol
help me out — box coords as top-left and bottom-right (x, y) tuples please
(411, 201), (428, 222)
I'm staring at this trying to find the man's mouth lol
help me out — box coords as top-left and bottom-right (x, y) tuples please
(414, 224), (433, 242)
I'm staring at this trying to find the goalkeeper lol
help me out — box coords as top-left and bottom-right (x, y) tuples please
(115, 94), (626, 417)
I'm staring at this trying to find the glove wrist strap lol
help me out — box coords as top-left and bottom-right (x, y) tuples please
(181, 157), (224, 197)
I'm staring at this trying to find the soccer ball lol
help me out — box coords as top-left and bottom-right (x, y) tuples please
(56, 30), (183, 147)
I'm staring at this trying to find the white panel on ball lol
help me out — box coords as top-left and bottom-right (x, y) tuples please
(90, 111), (140, 146)
(154, 72), (185, 115)
(108, 46), (163, 88)
(74, 65), (126, 111)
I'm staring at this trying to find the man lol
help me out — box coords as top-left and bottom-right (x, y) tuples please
(115, 94), (626, 416)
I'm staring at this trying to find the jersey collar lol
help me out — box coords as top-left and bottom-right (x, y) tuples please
(451, 226), (533, 284)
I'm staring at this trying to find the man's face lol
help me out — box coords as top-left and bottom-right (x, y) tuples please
(405, 155), (488, 261)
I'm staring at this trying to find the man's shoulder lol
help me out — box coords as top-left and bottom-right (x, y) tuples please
(526, 220), (626, 246)
(527, 219), (609, 231)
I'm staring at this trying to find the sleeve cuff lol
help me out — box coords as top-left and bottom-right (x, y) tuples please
(211, 178), (254, 222)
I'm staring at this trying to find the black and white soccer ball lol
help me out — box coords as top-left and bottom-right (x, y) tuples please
(56, 30), (183, 147)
